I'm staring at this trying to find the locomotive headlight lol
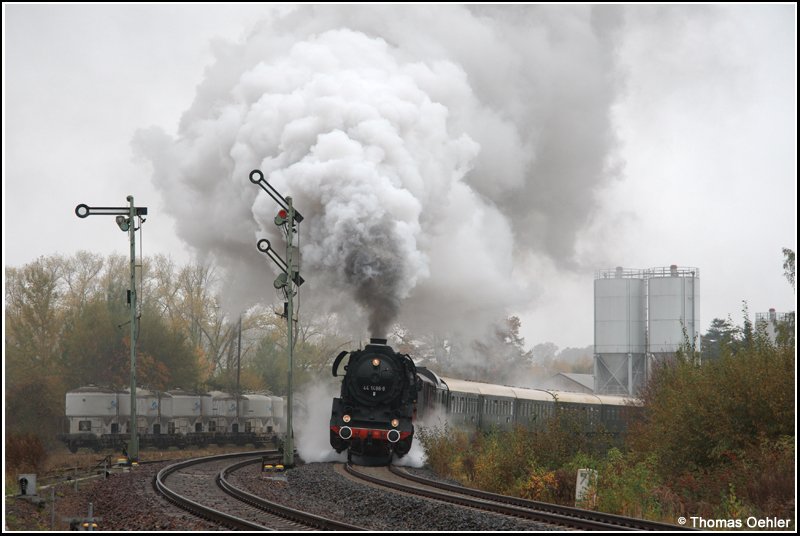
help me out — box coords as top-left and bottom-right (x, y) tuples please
(391, 419), (400, 428)
(343, 414), (351, 423)
(372, 358), (381, 367)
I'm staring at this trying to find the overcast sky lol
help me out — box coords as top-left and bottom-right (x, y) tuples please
(3, 4), (796, 350)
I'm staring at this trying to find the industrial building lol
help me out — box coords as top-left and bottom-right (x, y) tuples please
(594, 265), (700, 396)
(542, 372), (595, 394)
(755, 308), (793, 345)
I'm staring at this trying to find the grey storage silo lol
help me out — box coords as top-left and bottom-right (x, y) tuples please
(594, 267), (648, 395)
(647, 265), (700, 359)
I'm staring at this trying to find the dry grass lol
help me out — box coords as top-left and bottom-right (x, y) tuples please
(6, 441), (273, 493)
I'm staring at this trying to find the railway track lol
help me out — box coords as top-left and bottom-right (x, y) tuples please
(154, 451), (363, 531)
(344, 464), (691, 531)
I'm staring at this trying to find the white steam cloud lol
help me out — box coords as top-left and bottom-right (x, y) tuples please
(134, 5), (624, 338)
(294, 379), (347, 464)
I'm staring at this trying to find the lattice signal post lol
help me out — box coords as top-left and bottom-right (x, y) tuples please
(250, 170), (304, 467)
(75, 196), (147, 462)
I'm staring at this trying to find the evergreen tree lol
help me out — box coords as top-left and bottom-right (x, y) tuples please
(700, 317), (738, 361)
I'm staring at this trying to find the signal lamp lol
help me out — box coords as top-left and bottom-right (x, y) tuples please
(273, 273), (288, 289)
(343, 414), (351, 423)
(391, 419), (400, 428)
(115, 215), (130, 232)
(274, 209), (289, 226)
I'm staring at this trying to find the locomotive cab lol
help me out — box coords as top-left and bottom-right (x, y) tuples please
(330, 338), (417, 465)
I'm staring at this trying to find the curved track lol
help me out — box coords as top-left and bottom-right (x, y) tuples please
(344, 464), (691, 531)
(154, 451), (362, 531)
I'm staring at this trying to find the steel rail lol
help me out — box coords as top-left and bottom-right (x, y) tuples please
(219, 458), (364, 531)
(389, 465), (692, 531)
(346, 463), (642, 531)
(154, 451), (275, 530)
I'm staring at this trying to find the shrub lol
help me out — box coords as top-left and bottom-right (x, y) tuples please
(594, 448), (677, 520)
(6, 433), (47, 473)
(416, 423), (477, 481)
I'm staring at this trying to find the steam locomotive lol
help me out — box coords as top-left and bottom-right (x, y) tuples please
(330, 339), (641, 465)
(329, 338), (419, 465)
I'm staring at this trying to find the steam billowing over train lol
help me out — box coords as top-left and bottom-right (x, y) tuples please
(61, 343), (639, 462)
(330, 339), (641, 465)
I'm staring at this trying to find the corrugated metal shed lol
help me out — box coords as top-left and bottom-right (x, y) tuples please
(545, 373), (595, 394)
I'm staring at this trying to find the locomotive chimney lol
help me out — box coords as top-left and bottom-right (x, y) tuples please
(370, 338), (388, 345)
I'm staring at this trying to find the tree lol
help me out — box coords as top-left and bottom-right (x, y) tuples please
(627, 253), (796, 516)
(59, 295), (128, 387)
(247, 312), (350, 395)
(5, 257), (65, 378)
(551, 346), (594, 374)
(136, 301), (201, 390)
(532, 342), (559, 369)
(778, 248), (796, 349)
(251, 328), (289, 395)
(700, 317), (738, 362)
(449, 316), (533, 384)
(61, 251), (105, 311)
(632, 328), (794, 477)
(782, 247), (795, 292)
(391, 326), (453, 367)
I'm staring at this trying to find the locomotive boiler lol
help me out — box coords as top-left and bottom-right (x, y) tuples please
(329, 338), (420, 465)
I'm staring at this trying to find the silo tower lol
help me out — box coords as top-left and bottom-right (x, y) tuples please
(755, 308), (790, 345)
(594, 267), (648, 395)
(647, 265), (701, 361)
